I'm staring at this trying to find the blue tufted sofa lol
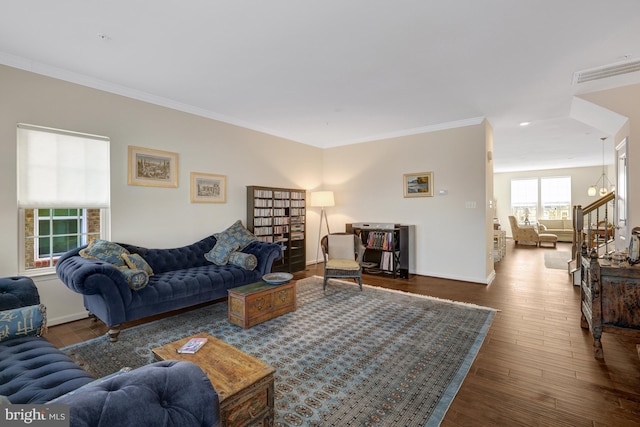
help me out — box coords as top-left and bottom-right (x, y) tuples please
(0, 276), (220, 427)
(56, 234), (281, 341)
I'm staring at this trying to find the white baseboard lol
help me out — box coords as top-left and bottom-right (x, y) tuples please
(47, 312), (89, 327)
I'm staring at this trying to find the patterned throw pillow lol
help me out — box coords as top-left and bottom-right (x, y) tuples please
(80, 240), (130, 268)
(118, 268), (149, 291)
(0, 304), (47, 342)
(205, 240), (240, 266)
(121, 253), (154, 276)
(228, 251), (258, 271)
(213, 220), (257, 250)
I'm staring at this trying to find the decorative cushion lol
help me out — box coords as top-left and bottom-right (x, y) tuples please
(326, 259), (360, 270)
(118, 268), (149, 291)
(214, 220), (257, 250)
(80, 239), (130, 268)
(228, 251), (258, 270)
(538, 223), (547, 231)
(0, 304), (47, 342)
(327, 234), (356, 260)
(121, 253), (154, 276)
(205, 241), (240, 266)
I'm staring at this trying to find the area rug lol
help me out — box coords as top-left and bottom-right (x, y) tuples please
(544, 250), (572, 270)
(61, 276), (496, 426)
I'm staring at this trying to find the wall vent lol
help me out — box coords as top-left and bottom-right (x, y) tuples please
(572, 59), (640, 84)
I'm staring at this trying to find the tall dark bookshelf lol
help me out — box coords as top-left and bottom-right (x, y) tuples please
(247, 186), (306, 273)
(346, 223), (414, 279)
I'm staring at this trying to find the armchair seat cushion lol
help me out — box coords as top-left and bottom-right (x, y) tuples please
(326, 259), (360, 270)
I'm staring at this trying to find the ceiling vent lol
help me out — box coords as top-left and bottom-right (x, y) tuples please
(573, 59), (640, 84)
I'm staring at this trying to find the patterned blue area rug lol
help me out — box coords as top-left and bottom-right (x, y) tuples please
(61, 276), (495, 426)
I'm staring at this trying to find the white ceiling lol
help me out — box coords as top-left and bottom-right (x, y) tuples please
(2, 1), (640, 173)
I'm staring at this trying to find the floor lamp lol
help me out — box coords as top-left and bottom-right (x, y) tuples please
(310, 191), (335, 269)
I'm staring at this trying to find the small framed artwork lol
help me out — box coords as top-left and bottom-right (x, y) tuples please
(128, 146), (179, 188)
(403, 172), (434, 197)
(190, 172), (226, 203)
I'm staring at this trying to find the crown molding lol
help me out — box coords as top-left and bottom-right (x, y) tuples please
(1, 52), (485, 148)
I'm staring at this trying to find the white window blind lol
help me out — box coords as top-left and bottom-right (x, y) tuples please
(541, 177), (571, 206)
(17, 124), (110, 208)
(511, 179), (537, 206)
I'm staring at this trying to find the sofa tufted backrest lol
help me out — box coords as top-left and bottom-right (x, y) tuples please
(120, 235), (217, 274)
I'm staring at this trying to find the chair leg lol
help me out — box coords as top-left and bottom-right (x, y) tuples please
(323, 276), (328, 292)
(358, 276), (362, 291)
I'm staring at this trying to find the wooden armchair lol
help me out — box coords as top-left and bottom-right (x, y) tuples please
(320, 233), (365, 291)
(508, 215), (539, 246)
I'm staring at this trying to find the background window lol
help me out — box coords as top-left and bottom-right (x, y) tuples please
(24, 208), (102, 269)
(511, 178), (538, 224)
(511, 176), (572, 225)
(541, 177), (571, 220)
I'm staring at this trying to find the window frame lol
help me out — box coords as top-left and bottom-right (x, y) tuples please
(19, 208), (109, 276)
(510, 176), (572, 226)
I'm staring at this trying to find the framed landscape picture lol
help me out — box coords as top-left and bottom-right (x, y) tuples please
(403, 172), (433, 197)
(128, 146), (179, 188)
(190, 172), (226, 203)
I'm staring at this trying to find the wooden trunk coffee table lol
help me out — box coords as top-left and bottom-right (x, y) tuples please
(152, 333), (275, 427)
(228, 280), (296, 329)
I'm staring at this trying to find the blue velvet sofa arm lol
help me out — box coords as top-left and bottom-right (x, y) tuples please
(52, 361), (220, 427)
(56, 247), (132, 296)
(242, 241), (282, 275)
(0, 276), (40, 310)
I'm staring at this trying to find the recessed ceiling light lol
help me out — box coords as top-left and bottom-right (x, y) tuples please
(97, 33), (111, 41)
(519, 122), (531, 127)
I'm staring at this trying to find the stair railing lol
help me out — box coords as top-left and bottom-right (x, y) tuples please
(572, 192), (616, 277)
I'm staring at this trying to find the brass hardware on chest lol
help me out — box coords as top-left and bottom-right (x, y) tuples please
(253, 297), (265, 311)
(277, 290), (288, 303)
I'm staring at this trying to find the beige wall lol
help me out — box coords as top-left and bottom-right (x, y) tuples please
(321, 122), (493, 283)
(580, 83), (640, 237)
(0, 64), (505, 322)
(494, 165), (609, 238)
(0, 65), (323, 323)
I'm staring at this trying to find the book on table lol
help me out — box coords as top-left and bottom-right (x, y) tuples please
(177, 337), (208, 354)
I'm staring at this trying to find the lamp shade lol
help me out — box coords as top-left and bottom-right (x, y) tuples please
(310, 191), (335, 207)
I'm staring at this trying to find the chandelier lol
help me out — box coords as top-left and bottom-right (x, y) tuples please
(587, 137), (613, 197)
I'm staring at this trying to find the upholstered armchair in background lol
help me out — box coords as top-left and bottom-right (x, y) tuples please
(508, 215), (539, 246)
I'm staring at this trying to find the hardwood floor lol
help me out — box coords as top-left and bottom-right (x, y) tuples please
(47, 240), (640, 426)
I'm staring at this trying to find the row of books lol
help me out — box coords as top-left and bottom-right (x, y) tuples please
(253, 198), (273, 207)
(253, 208), (288, 217)
(365, 231), (396, 250)
(379, 251), (397, 271)
(253, 217), (272, 226)
(253, 190), (273, 198)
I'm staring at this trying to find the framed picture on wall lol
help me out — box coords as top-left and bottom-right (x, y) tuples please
(403, 172), (434, 197)
(190, 172), (226, 203)
(128, 146), (179, 188)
